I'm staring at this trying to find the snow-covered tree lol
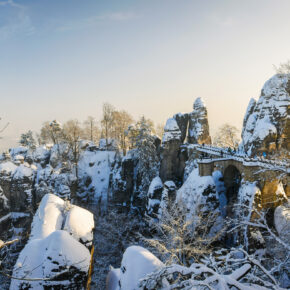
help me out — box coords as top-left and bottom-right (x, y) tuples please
(135, 116), (159, 197)
(19, 130), (36, 149)
(143, 201), (224, 266)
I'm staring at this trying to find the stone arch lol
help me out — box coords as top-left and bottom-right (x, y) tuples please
(223, 165), (242, 217)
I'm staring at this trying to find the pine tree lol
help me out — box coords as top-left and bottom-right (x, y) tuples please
(135, 116), (159, 196)
(19, 130), (36, 149)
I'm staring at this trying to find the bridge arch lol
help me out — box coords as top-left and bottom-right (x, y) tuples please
(223, 165), (242, 217)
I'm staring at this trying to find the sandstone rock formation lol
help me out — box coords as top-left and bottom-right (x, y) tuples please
(160, 98), (212, 182)
(187, 97), (211, 145)
(241, 74), (290, 156)
(173, 113), (189, 143)
(160, 118), (183, 182)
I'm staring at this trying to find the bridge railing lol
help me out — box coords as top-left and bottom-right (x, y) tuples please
(192, 144), (289, 170)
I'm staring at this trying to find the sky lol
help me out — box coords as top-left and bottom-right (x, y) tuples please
(1, 0), (290, 151)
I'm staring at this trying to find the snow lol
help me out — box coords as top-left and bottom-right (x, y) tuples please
(9, 146), (28, 159)
(237, 181), (261, 248)
(242, 74), (290, 154)
(162, 118), (181, 143)
(0, 161), (17, 175)
(106, 267), (121, 290)
(63, 205), (94, 245)
(193, 97), (205, 110)
(164, 180), (176, 190)
(212, 170), (227, 217)
(31, 146), (50, 162)
(13, 163), (34, 179)
(193, 143), (288, 172)
(99, 138), (118, 150)
(10, 230), (91, 289)
(119, 246), (164, 290)
(176, 168), (215, 217)
(147, 177), (163, 198)
(30, 194), (94, 246)
(29, 194), (64, 240)
(0, 213), (11, 223)
(78, 150), (115, 206)
(274, 202), (290, 237)
(164, 118), (179, 131)
(252, 116), (277, 140)
(11, 193), (94, 289)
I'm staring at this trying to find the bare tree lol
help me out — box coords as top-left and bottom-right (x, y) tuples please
(101, 103), (115, 150)
(142, 202), (224, 267)
(213, 123), (240, 149)
(112, 110), (134, 155)
(83, 116), (99, 143)
(0, 117), (9, 139)
(274, 60), (290, 74)
(155, 123), (164, 139)
(39, 120), (63, 145)
(62, 119), (83, 179)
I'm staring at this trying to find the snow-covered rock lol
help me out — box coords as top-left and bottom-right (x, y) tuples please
(236, 181), (262, 247)
(176, 168), (218, 218)
(78, 150), (115, 207)
(30, 193), (94, 245)
(29, 193), (64, 240)
(274, 201), (290, 241)
(9, 146), (28, 161)
(11, 193), (94, 289)
(158, 180), (176, 218)
(147, 177), (163, 215)
(119, 246), (164, 290)
(64, 204), (94, 246)
(173, 112), (189, 143)
(99, 138), (119, 151)
(241, 74), (290, 156)
(0, 161), (17, 176)
(10, 230), (91, 289)
(162, 118), (181, 143)
(187, 97), (211, 145)
(106, 267), (121, 290)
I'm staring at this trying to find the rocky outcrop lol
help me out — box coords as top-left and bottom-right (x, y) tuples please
(187, 97), (211, 145)
(160, 98), (212, 182)
(111, 150), (137, 206)
(160, 118), (183, 182)
(146, 177), (163, 215)
(173, 113), (189, 143)
(241, 74), (290, 156)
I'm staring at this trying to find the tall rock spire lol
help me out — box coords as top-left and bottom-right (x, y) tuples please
(187, 97), (211, 144)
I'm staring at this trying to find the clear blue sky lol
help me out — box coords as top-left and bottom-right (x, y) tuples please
(1, 0), (290, 150)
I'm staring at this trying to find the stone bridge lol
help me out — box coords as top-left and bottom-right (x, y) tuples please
(192, 145), (289, 209)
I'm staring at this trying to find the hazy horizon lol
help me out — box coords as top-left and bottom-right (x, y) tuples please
(1, 0), (290, 151)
